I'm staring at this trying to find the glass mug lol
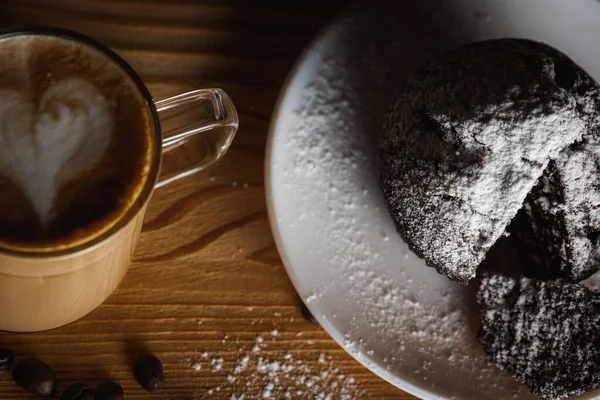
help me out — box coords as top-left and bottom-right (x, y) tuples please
(0, 28), (239, 332)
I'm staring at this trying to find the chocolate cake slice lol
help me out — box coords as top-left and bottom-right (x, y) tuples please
(477, 272), (600, 400)
(510, 62), (600, 282)
(380, 39), (590, 284)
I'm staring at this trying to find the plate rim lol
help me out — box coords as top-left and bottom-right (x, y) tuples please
(263, 2), (440, 398)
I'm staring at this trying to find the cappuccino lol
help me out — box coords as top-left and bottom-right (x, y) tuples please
(0, 34), (155, 251)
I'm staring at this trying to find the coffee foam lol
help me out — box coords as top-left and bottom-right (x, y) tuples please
(0, 78), (113, 226)
(0, 34), (154, 251)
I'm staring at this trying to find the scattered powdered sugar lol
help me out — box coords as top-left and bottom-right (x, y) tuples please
(234, 355), (250, 375)
(247, 352), (358, 399)
(318, 353), (326, 364)
(252, 335), (266, 353)
(189, 333), (361, 399)
(211, 357), (223, 371)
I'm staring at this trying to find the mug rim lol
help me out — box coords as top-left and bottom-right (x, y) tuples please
(0, 27), (163, 259)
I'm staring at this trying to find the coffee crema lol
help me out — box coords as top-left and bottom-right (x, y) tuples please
(0, 34), (155, 252)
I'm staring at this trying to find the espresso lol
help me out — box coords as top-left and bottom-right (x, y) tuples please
(0, 34), (154, 251)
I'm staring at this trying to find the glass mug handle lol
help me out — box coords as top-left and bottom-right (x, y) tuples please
(154, 88), (239, 187)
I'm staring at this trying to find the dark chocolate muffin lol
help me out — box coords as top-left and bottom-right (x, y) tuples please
(477, 272), (600, 400)
(380, 39), (592, 284)
(510, 62), (600, 282)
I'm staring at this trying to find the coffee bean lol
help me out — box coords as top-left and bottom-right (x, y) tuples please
(300, 303), (319, 325)
(0, 348), (14, 371)
(12, 358), (56, 396)
(59, 383), (94, 400)
(96, 381), (124, 400)
(134, 354), (164, 391)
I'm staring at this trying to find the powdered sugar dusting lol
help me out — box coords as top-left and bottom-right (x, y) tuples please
(478, 273), (600, 400)
(188, 334), (361, 399)
(380, 39), (588, 284)
(511, 58), (600, 282)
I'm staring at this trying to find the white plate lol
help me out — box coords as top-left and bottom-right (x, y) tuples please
(265, 1), (600, 399)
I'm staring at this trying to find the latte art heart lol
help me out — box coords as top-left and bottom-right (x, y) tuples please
(0, 78), (113, 226)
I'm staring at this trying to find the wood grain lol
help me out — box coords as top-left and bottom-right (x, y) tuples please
(0, 1), (416, 398)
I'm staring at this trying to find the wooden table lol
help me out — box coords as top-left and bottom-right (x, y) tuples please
(0, 1), (415, 399)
